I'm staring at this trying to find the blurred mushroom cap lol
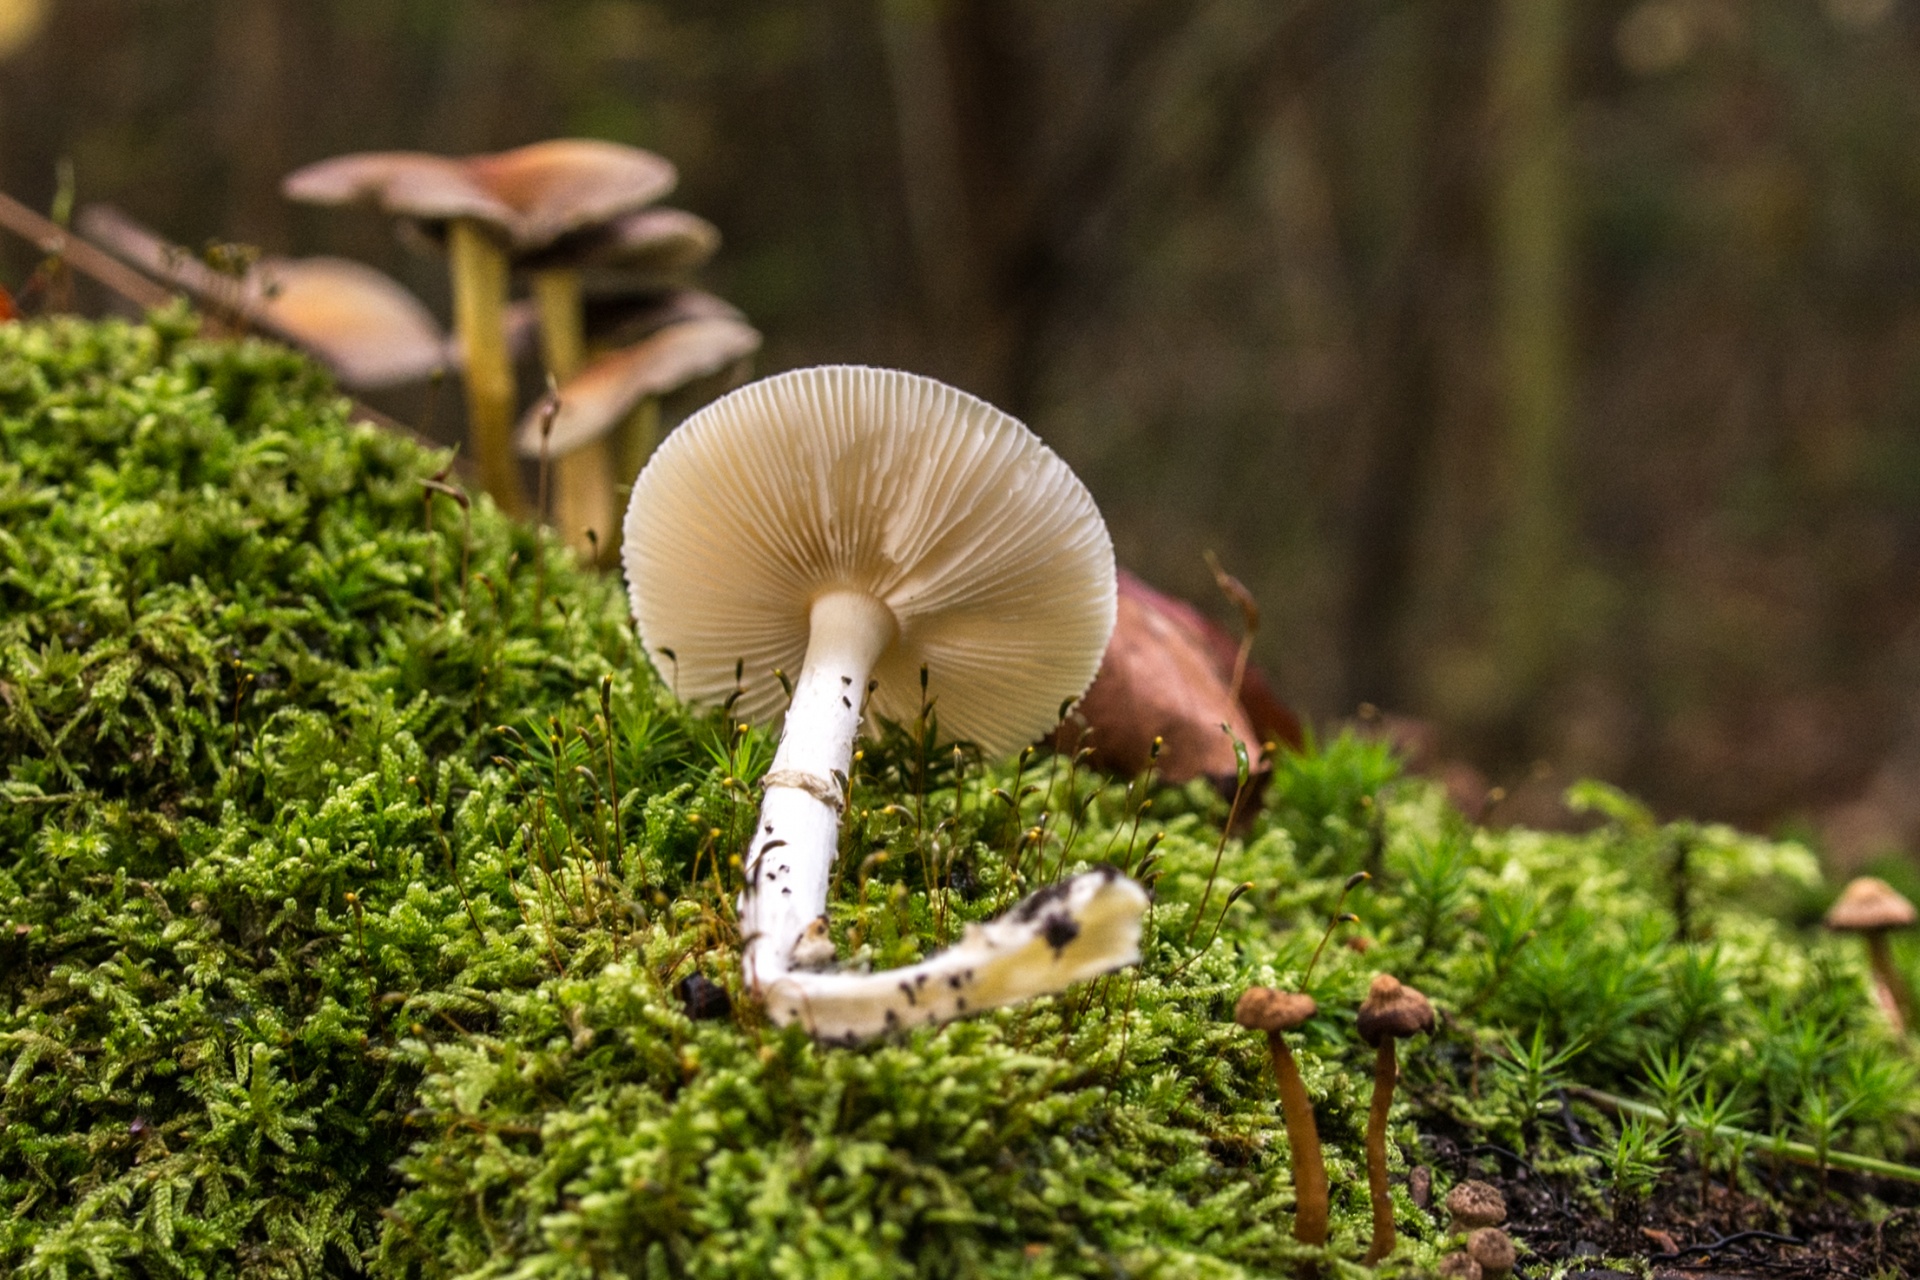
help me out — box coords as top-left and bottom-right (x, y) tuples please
(520, 206), (721, 276)
(284, 138), (677, 252)
(514, 316), (762, 456)
(1234, 986), (1316, 1033)
(1826, 876), (1917, 932)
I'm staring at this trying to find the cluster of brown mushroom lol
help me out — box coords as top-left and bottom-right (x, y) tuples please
(83, 138), (760, 562)
(1239, 973), (1479, 1268)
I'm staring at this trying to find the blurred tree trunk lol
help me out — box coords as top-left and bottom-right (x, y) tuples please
(1486, 0), (1572, 749)
(1339, 0), (1489, 713)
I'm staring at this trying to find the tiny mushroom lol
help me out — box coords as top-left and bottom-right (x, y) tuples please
(1356, 974), (1435, 1265)
(1235, 986), (1329, 1246)
(1825, 875), (1917, 1034)
(1443, 1180), (1507, 1235)
(1436, 1254), (1482, 1280)
(623, 365), (1146, 1041)
(516, 315), (761, 560)
(1466, 1227), (1516, 1280)
(283, 139), (676, 517)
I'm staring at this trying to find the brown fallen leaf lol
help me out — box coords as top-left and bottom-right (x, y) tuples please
(1055, 569), (1300, 793)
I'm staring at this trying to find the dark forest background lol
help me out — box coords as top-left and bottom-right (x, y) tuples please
(6, 0), (1920, 862)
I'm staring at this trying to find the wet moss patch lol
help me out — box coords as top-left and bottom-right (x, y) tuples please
(3, 314), (1916, 1278)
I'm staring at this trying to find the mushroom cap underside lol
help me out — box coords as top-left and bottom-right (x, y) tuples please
(514, 316), (762, 456)
(622, 365), (1117, 760)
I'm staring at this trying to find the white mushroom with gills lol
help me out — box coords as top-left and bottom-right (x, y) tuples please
(622, 365), (1147, 1041)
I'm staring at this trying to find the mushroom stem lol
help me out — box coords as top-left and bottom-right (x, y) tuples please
(531, 268), (615, 559)
(734, 587), (1149, 1041)
(448, 219), (526, 518)
(614, 395), (664, 484)
(740, 589), (898, 993)
(1363, 1038), (1398, 1265)
(1268, 1033), (1329, 1246)
(1867, 932), (1912, 1036)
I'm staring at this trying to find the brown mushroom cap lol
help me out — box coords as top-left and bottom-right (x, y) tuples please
(1436, 1253), (1483, 1280)
(514, 316), (762, 457)
(1826, 876), (1918, 932)
(1466, 1227), (1516, 1277)
(519, 206), (722, 276)
(1234, 987), (1316, 1033)
(1356, 973), (1435, 1046)
(1444, 1180), (1507, 1231)
(76, 204), (449, 390)
(283, 138), (677, 253)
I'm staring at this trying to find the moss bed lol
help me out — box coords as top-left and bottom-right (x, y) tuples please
(5, 312), (1920, 1279)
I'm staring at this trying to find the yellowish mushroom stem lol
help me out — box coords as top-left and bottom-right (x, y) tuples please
(1266, 1033), (1329, 1246)
(1363, 1039), (1398, 1264)
(448, 220), (525, 518)
(530, 268), (615, 561)
(613, 395), (663, 484)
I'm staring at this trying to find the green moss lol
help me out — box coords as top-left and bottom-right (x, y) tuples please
(3, 313), (1915, 1279)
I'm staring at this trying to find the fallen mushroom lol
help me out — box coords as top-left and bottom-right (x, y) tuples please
(1058, 569), (1265, 790)
(1235, 986), (1329, 1246)
(1356, 974), (1435, 1265)
(622, 365), (1145, 1041)
(282, 139), (676, 516)
(516, 315), (761, 560)
(1825, 875), (1918, 1034)
(77, 203), (449, 390)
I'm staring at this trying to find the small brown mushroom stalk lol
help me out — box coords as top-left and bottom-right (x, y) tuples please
(1825, 876), (1917, 1034)
(1235, 987), (1328, 1246)
(1356, 974), (1434, 1266)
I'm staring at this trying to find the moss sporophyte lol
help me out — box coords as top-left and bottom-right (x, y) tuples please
(9, 313), (1920, 1277)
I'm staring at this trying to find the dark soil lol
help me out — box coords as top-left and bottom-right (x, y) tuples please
(1418, 1125), (1920, 1278)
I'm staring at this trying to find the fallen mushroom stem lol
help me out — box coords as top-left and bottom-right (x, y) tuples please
(765, 868), (1148, 1042)
(737, 587), (1146, 1041)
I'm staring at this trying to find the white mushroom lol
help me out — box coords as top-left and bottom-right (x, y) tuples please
(623, 365), (1145, 1041)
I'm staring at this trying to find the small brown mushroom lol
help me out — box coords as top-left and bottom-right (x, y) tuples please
(1825, 876), (1917, 1034)
(1235, 986), (1328, 1246)
(1356, 974), (1434, 1265)
(1466, 1227), (1515, 1280)
(515, 316), (761, 560)
(1436, 1253), (1482, 1280)
(1443, 1180), (1507, 1234)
